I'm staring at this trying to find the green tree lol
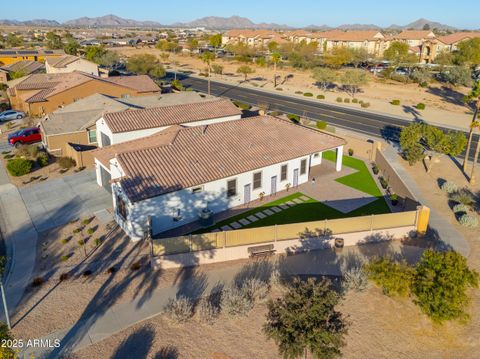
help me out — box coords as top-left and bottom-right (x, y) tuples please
(384, 41), (418, 66)
(201, 51), (215, 95)
(454, 38), (480, 65)
(350, 48), (369, 68)
(186, 38), (199, 51)
(126, 54), (165, 78)
(237, 65), (255, 81)
(211, 63), (224, 76)
(340, 69), (368, 97)
(441, 66), (472, 87)
(412, 250), (479, 323)
(268, 41), (279, 53)
(96, 51), (119, 67)
(63, 39), (80, 55)
(264, 277), (347, 359)
(399, 122), (425, 165)
(324, 47), (353, 68)
(312, 67), (336, 92)
(255, 56), (266, 67)
(9, 70), (26, 80)
(45, 31), (63, 50)
(271, 52), (281, 88)
(434, 51), (454, 66)
(364, 257), (413, 297)
(209, 34), (222, 50)
(410, 67), (431, 85)
(156, 39), (181, 52)
(462, 81), (480, 174)
(85, 46), (106, 63)
(6, 33), (23, 47)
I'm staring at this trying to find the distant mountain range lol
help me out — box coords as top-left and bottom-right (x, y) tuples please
(0, 15), (464, 31)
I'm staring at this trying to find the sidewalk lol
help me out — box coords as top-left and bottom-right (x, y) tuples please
(382, 146), (470, 256)
(22, 241), (424, 358)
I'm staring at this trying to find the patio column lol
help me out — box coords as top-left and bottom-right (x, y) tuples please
(336, 146), (343, 172)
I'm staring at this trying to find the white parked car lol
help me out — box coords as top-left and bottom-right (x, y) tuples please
(0, 110), (25, 121)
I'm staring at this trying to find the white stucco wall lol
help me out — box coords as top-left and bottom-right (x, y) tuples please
(95, 114), (242, 147)
(114, 154), (320, 241)
(46, 58), (99, 76)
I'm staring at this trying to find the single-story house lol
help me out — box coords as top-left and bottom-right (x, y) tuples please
(93, 116), (346, 240)
(95, 98), (242, 147)
(45, 55), (99, 76)
(39, 92), (221, 165)
(0, 60), (45, 83)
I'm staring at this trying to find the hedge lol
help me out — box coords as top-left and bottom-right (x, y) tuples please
(316, 120), (327, 130)
(232, 100), (251, 110)
(416, 103), (426, 110)
(6, 158), (33, 176)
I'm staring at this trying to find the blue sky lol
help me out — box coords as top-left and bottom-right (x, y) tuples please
(6, 0), (479, 29)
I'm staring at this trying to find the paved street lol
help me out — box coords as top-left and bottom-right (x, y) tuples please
(19, 170), (112, 233)
(173, 73), (480, 164)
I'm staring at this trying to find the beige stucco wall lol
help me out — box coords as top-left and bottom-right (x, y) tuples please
(46, 59), (99, 76)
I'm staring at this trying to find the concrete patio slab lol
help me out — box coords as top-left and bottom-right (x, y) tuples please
(279, 204), (289, 210)
(93, 209), (113, 224)
(230, 222), (242, 229)
(271, 206), (282, 213)
(220, 225), (232, 231)
(255, 212), (267, 219)
(293, 198), (304, 204)
(263, 209), (274, 216)
(239, 218), (250, 226)
(247, 215), (259, 222)
(299, 196), (310, 201)
(286, 201), (296, 206)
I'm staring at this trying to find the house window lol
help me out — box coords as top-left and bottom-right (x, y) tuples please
(192, 186), (202, 194)
(88, 129), (97, 144)
(253, 171), (262, 190)
(116, 194), (127, 220)
(280, 164), (288, 181)
(314, 153), (319, 158)
(227, 179), (237, 197)
(300, 158), (307, 175)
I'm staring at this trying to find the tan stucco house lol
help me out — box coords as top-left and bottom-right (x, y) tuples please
(45, 55), (99, 76)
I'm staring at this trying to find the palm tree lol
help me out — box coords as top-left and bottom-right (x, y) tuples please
(469, 120), (480, 184)
(201, 51), (215, 95)
(463, 81), (480, 172)
(271, 52), (281, 88)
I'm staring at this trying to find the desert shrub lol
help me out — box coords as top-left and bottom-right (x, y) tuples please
(390, 73), (409, 83)
(59, 273), (70, 281)
(275, 87), (283, 91)
(15, 145), (30, 158)
(352, 98), (359, 103)
(303, 92), (313, 97)
(82, 218), (92, 226)
(241, 278), (269, 303)
(343, 267), (368, 292)
(37, 152), (49, 167)
(87, 228), (96, 235)
(58, 156), (76, 169)
(336, 97), (343, 102)
(295, 91), (303, 95)
(453, 203), (469, 214)
(198, 299), (219, 324)
(459, 214), (478, 228)
(379, 176), (388, 189)
(130, 261), (142, 271)
(450, 188), (475, 207)
(287, 114), (300, 124)
(348, 148), (354, 156)
(372, 163), (379, 175)
(232, 100), (251, 110)
(27, 144), (39, 158)
(269, 111), (282, 116)
(344, 98), (350, 103)
(221, 285), (254, 316)
(31, 277), (45, 287)
(441, 181), (458, 194)
(73, 227), (82, 234)
(317, 94), (325, 99)
(390, 193), (399, 205)
(60, 254), (71, 262)
(412, 249), (479, 322)
(6, 158), (32, 176)
(416, 103), (426, 110)
(316, 120), (327, 130)
(94, 237), (102, 246)
(77, 239), (84, 246)
(391, 99), (400, 105)
(165, 296), (194, 323)
(364, 257), (413, 297)
(60, 238), (70, 245)
(361, 102), (371, 108)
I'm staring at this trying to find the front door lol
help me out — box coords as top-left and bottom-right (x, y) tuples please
(271, 176), (277, 195)
(100, 166), (112, 193)
(244, 184), (251, 204)
(293, 169), (299, 187)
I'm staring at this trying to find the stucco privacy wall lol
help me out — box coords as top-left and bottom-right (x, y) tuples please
(113, 150), (334, 240)
(153, 226), (416, 269)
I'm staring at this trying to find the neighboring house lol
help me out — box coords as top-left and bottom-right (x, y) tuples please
(437, 32), (480, 52)
(0, 61), (45, 83)
(323, 31), (386, 56)
(0, 49), (64, 65)
(7, 71), (160, 116)
(221, 29), (285, 47)
(390, 30), (437, 63)
(39, 91), (222, 161)
(45, 55), (99, 76)
(93, 116), (346, 240)
(95, 98), (242, 147)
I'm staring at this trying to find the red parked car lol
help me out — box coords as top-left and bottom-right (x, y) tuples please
(8, 127), (42, 148)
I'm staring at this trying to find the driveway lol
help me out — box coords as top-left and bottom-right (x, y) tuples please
(19, 170), (112, 233)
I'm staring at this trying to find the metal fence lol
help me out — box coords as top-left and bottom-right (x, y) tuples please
(152, 210), (419, 256)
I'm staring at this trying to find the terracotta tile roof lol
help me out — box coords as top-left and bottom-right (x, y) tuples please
(46, 55), (82, 68)
(310, 30), (344, 39)
(395, 30), (436, 40)
(285, 30), (313, 37)
(98, 116), (346, 202)
(102, 99), (242, 133)
(224, 29), (277, 39)
(438, 32), (480, 45)
(326, 31), (384, 42)
(0, 60), (44, 75)
(103, 75), (160, 93)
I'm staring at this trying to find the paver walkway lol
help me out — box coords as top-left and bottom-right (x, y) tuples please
(22, 241), (425, 359)
(383, 146), (470, 256)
